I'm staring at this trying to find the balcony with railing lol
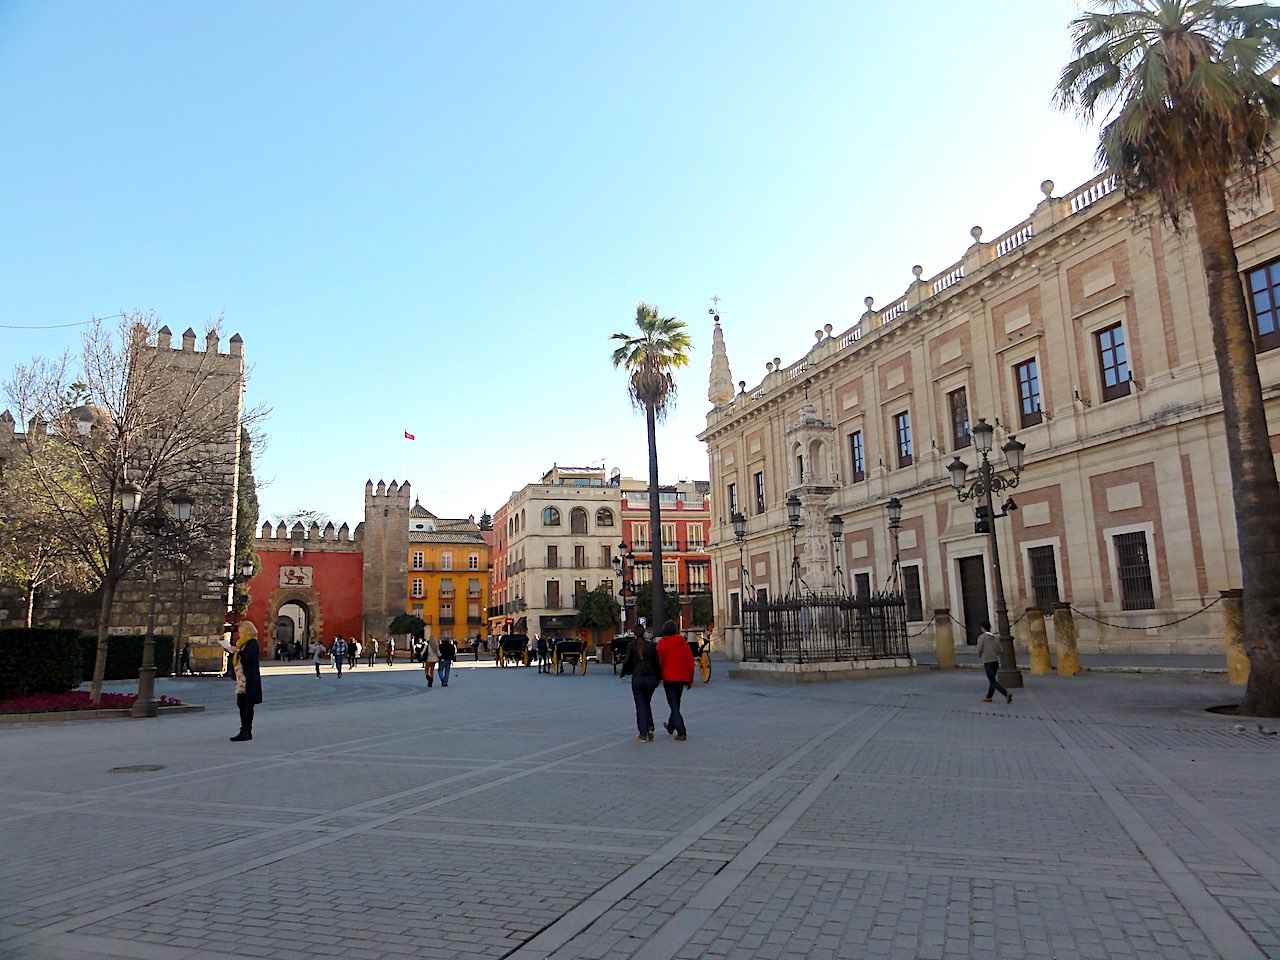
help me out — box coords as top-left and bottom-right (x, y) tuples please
(545, 596), (562, 609)
(439, 616), (455, 625)
(466, 616), (482, 625)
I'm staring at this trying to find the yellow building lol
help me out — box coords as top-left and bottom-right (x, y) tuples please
(403, 501), (491, 646)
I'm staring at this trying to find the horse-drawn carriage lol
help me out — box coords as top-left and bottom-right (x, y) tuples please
(609, 634), (633, 675)
(550, 637), (588, 675)
(496, 634), (530, 668)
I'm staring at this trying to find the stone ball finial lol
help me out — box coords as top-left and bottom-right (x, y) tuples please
(773, 357), (781, 367)
(864, 296), (875, 309)
(815, 330), (823, 342)
(912, 264), (923, 279)
(1041, 179), (1055, 198)
(824, 323), (833, 335)
(766, 362), (774, 373)
(738, 380), (746, 393)
(970, 226), (983, 242)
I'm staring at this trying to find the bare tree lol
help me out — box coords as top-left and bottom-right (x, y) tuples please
(4, 312), (260, 703)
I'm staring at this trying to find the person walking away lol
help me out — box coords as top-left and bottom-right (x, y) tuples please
(179, 642), (192, 676)
(309, 638), (324, 678)
(438, 638), (456, 687)
(977, 621), (1011, 704)
(619, 632), (660, 742)
(656, 620), (695, 740)
(348, 638), (357, 669)
(386, 636), (395, 666)
(474, 635), (482, 662)
(366, 636), (378, 667)
(423, 635), (441, 687)
(331, 636), (347, 677)
(536, 634), (549, 674)
(218, 633), (262, 742)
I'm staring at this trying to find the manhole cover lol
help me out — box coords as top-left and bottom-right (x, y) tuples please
(108, 764), (166, 774)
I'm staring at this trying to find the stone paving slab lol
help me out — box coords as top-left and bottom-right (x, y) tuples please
(0, 661), (1276, 960)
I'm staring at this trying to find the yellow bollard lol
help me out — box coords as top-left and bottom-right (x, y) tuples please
(1025, 607), (1051, 675)
(934, 608), (956, 670)
(1053, 602), (1080, 677)
(1221, 589), (1249, 686)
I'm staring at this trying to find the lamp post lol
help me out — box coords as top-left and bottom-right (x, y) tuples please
(731, 512), (751, 598)
(225, 558), (256, 660)
(828, 512), (845, 595)
(121, 483), (194, 719)
(886, 497), (902, 595)
(948, 417), (1027, 689)
(785, 493), (802, 598)
(613, 540), (635, 633)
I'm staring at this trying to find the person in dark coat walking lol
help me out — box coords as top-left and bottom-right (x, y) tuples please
(222, 634), (262, 742)
(619, 632), (659, 743)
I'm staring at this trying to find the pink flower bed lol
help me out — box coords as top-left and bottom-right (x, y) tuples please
(0, 691), (183, 714)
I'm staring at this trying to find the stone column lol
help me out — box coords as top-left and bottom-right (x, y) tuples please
(1221, 589), (1249, 686)
(1052, 602), (1080, 677)
(934, 608), (956, 670)
(1025, 607), (1051, 675)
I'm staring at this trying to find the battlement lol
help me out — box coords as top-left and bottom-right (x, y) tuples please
(153, 325), (244, 358)
(255, 519), (364, 551)
(365, 479), (413, 506)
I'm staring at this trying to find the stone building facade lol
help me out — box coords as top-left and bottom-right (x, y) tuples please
(0, 327), (247, 672)
(700, 168), (1280, 660)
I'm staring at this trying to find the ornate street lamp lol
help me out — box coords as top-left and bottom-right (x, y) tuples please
(785, 494), (802, 598)
(948, 417), (1027, 689)
(828, 512), (845, 595)
(886, 497), (902, 594)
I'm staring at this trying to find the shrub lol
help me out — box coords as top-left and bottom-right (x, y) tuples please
(0, 627), (84, 699)
(79, 634), (175, 683)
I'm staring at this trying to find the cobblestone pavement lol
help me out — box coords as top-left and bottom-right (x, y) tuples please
(0, 660), (1276, 960)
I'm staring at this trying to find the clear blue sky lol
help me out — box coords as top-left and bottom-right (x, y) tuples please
(0, 1), (1102, 527)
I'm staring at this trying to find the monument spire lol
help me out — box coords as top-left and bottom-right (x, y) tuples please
(707, 300), (734, 406)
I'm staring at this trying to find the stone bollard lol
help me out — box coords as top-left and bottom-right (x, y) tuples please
(1221, 589), (1249, 686)
(1025, 607), (1051, 675)
(1052, 602), (1080, 677)
(934, 608), (956, 670)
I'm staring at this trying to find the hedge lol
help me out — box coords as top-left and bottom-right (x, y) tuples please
(79, 634), (175, 684)
(0, 628), (84, 699)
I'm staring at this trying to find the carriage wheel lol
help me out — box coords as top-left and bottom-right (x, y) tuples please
(523, 651), (530, 667)
(700, 654), (711, 684)
(580, 654), (587, 675)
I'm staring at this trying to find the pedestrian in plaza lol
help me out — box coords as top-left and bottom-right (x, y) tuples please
(309, 638), (325, 678)
(179, 642), (192, 676)
(331, 635), (347, 677)
(367, 636), (378, 667)
(473, 635), (482, 661)
(438, 637), (456, 687)
(348, 638), (357, 669)
(536, 633), (549, 674)
(977, 621), (1012, 704)
(386, 636), (396, 666)
(656, 620), (694, 741)
(219, 633), (261, 742)
(619, 631), (659, 743)
(423, 634), (440, 687)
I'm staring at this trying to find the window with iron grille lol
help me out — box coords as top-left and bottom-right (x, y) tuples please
(1247, 258), (1280, 353)
(948, 387), (971, 449)
(1027, 544), (1060, 613)
(1114, 531), (1155, 610)
(848, 431), (865, 482)
(853, 572), (871, 599)
(730, 591), (740, 626)
(894, 411), (913, 467)
(1096, 322), (1131, 402)
(727, 482), (739, 516)
(1015, 358), (1043, 427)
(754, 471), (766, 514)
(902, 565), (923, 621)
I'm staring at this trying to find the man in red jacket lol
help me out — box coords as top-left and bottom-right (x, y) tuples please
(656, 620), (695, 741)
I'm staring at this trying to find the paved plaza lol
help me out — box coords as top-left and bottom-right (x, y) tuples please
(0, 657), (1277, 960)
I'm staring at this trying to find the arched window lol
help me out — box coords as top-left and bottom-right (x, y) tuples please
(570, 507), (588, 535)
(542, 507), (561, 526)
(596, 508), (614, 527)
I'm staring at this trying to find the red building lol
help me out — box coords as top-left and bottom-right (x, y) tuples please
(620, 479), (712, 631)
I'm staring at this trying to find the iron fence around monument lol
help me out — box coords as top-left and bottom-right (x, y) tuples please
(741, 593), (910, 663)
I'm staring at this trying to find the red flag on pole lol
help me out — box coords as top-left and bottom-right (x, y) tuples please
(404, 431), (415, 440)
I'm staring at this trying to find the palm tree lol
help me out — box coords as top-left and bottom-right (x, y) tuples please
(611, 303), (693, 634)
(1057, 0), (1280, 715)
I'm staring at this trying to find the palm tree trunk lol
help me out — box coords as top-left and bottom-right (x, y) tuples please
(1190, 186), (1280, 716)
(646, 401), (664, 633)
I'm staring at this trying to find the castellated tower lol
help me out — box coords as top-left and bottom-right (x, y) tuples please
(362, 479), (412, 639)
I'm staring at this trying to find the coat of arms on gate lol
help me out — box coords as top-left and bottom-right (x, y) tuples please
(279, 566), (313, 587)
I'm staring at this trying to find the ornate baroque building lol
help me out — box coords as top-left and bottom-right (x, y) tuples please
(701, 168), (1280, 660)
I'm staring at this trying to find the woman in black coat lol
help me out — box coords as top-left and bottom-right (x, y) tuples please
(230, 636), (262, 742)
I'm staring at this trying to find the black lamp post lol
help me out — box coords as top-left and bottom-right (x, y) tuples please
(121, 483), (194, 719)
(225, 558), (256, 661)
(886, 497), (902, 594)
(785, 493), (802, 598)
(948, 417), (1027, 689)
(731, 511), (751, 601)
(828, 513), (845, 595)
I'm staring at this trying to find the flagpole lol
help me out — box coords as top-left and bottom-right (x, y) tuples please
(401, 432), (407, 483)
